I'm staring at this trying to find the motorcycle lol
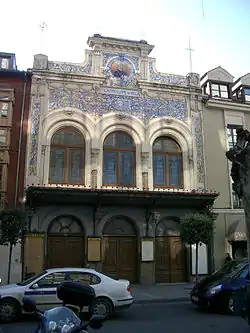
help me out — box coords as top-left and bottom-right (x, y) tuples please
(22, 281), (105, 333)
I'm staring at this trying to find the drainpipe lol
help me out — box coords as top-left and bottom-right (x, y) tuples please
(14, 72), (28, 207)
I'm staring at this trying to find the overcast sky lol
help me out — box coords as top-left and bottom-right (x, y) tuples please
(1, 0), (249, 79)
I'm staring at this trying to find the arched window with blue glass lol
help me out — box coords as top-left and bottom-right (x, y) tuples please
(49, 127), (85, 185)
(103, 131), (136, 187)
(153, 136), (183, 188)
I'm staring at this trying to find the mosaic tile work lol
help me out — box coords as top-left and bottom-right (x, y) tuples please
(103, 53), (139, 71)
(29, 102), (41, 176)
(48, 54), (92, 74)
(149, 60), (188, 86)
(49, 88), (187, 123)
(192, 111), (204, 184)
(104, 54), (138, 88)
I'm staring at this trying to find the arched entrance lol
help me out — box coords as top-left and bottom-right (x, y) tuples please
(47, 215), (84, 268)
(102, 216), (138, 283)
(155, 218), (186, 283)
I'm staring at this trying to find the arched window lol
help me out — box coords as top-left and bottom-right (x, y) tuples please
(49, 127), (85, 184)
(153, 137), (182, 188)
(103, 131), (135, 186)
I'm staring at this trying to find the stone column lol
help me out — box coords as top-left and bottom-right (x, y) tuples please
(91, 148), (100, 188)
(141, 152), (149, 190)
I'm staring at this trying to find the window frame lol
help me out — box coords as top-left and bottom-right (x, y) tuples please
(103, 131), (136, 187)
(0, 57), (10, 69)
(49, 127), (85, 185)
(210, 81), (230, 99)
(153, 137), (183, 189)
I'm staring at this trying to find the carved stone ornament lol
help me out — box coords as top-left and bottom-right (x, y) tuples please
(115, 113), (128, 121)
(41, 145), (46, 155)
(64, 108), (75, 116)
(164, 118), (174, 125)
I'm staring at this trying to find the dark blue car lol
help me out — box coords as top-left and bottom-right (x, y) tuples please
(190, 258), (249, 313)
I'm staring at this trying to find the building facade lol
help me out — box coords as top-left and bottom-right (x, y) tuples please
(0, 53), (32, 283)
(201, 66), (250, 269)
(24, 35), (217, 284)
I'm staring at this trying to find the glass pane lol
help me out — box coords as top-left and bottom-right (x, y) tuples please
(52, 129), (84, 146)
(68, 149), (84, 184)
(168, 155), (181, 187)
(37, 273), (66, 288)
(153, 154), (166, 185)
(104, 132), (133, 149)
(0, 130), (6, 145)
(120, 151), (134, 186)
(221, 91), (228, 98)
(212, 90), (220, 97)
(245, 89), (250, 95)
(67, 272), (92, 285)
(220, 85), (228, 92)
(50, 148), (66, 183)
(103, 152), (118, 184)
(211, 84), (219, 90)
(1, 103), (8, 117)
(246, 95), (250, 102)
(153, 137), (181, 153)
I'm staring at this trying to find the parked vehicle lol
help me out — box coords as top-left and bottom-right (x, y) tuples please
(0, 267), (133, 323)
(190, 258), (249, 313)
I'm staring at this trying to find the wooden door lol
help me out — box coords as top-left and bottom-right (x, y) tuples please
(47, 236), (84, 268)
(155, 236), (185, 283)
(102, 236), (137, 283)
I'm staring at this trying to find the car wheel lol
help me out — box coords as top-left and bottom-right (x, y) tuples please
(90, 298), (113, 319)
(0, 298), (21, 323)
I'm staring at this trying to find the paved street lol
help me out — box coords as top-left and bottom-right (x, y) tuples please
(1, 301), (250, 333)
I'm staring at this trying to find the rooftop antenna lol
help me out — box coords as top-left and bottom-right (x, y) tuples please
(186, 36), (194, 73)
(39, 21), (47, 54)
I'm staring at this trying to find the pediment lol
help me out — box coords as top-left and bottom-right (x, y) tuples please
(240, 73), (250, 86)
(207, 66), (234, 83)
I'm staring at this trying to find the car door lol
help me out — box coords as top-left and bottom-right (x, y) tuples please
(25, 272), (66, 312)
(66, 271), (102, 310)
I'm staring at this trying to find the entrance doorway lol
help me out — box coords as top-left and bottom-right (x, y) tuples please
(102, 216), (138, 283)
(47, 215), (84, 269)
(155, 218), (186, 283)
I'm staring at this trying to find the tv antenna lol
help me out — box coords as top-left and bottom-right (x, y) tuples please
(186, 36), (194, 73)
(39, 21), (47, 53)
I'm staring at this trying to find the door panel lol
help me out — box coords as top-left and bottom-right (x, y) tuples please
(102, 236), (137, 283)
(47, 236), (84, 268)
(155, 236), (185, 283)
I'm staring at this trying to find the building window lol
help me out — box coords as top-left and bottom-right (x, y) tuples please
(49, 127), (85, 185)
(232, 192), (243, 209)
(0, 58), (10, 69)
(0, 129), (7, 145)
(211, 84), (229, 98)
(244, 88), (250, 102)
(153, 137), (183, 188)
(227, 124), (243, 150)
(0, 96), (9, 118)
(103, 131), (135, 187)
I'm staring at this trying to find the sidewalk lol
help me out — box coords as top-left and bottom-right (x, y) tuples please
(131, 283), (194, 304)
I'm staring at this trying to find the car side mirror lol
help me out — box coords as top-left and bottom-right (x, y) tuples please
(88, 315), (105, 329)
(31, 283), (39, 289)
(23, 297), (37, 313)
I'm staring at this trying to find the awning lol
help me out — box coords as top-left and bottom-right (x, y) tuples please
(25, 186), (218, 210)
(227, 219), (247, 241)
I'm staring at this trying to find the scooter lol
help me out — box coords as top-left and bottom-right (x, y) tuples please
(22, 281), (105, 333)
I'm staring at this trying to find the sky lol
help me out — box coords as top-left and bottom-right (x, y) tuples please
(1, 0), (250, 79)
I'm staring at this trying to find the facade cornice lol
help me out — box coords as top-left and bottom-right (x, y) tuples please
(205, 98), (250, 112)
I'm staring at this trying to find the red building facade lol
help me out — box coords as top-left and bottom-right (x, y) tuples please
(0, 53), (31, 209)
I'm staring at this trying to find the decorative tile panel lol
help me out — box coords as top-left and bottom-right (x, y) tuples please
(192, 111), (204, 184)
(29, 102), (41, 176)
(103, 53), (139, 71)
(49, 88), (187, 123)
(48, 54), (92, 74)
(149, 60), (188, 86)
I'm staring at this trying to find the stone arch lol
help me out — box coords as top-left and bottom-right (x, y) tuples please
(103, 215), (137, 235)
(48, 215), (84, 234)
(156, 217), (181, 236)
(146, 117), (195, 189)
(39, 109), (94, 185)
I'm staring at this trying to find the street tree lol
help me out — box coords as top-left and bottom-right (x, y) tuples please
(0, 209), (26, 283)
(180, 212), (215, 283)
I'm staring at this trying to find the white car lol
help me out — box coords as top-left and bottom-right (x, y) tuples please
(0, 267), (133, 323)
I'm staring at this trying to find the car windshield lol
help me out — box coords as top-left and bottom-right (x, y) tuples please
(17, 271), (48, 286)
(212, 261), (246, 280)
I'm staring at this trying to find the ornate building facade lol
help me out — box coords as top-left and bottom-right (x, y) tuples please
(24, 35), (217, 284)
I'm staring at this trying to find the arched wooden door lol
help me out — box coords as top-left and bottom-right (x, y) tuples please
(102, 216), (138, 283)
(47, 215), (84, 269)
(155, 218), (186, 283)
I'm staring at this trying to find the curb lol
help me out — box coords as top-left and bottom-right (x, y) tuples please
(134, 297), (189, 305)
